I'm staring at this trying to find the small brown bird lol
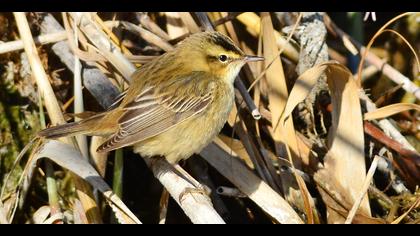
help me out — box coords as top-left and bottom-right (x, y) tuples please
(38, 31), (263, 164)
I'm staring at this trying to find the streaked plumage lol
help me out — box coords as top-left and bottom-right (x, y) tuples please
(38, 31), (263, 164)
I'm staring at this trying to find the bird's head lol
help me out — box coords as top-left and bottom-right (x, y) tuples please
(176, 31), (264, 83)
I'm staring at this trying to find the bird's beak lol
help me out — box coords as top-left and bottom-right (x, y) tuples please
(244, 55), (264, 62)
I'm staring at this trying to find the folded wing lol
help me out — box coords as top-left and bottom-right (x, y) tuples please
(97, 72), (215, 152)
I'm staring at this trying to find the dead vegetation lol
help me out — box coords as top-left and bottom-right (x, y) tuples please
(0, 12), (419, 224)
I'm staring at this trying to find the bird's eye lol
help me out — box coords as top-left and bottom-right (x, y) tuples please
(218, 54), (228, 63)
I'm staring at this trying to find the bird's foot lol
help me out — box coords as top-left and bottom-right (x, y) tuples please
(178, 183), (211, 203)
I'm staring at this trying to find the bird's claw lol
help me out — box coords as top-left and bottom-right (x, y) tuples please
(178, 184), (211, 203)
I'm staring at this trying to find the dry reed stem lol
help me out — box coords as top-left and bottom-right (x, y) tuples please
(143, 158), (225, 224)
(0, 31), (67, 54)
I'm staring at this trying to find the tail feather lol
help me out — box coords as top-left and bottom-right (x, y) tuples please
(38, 113), (106, 139)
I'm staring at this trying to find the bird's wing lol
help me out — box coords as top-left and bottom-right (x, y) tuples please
(97, 72), (215, 152)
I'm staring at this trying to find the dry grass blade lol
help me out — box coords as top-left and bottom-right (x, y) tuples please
(34, 140), (141, 224)
(315, 63), (371, 223)
(294, 172), (316, 224)
(218, 134), (254, 169)
(73, 18), (89, 159)
(93, 14), (132, 55)
(0, 203), (9, 224)
(213, 12), (243, 26)
(247, 12), (302, 93)
(364, 103), (420, 121)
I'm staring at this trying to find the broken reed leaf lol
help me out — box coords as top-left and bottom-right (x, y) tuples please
(364, 103), (420, 121)
(32, 140), (141, 224)
(315, 63), (371, 223)
(280, 62), (337, 124)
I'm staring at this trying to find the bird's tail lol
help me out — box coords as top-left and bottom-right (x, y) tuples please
(37, 112), (107, 139)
